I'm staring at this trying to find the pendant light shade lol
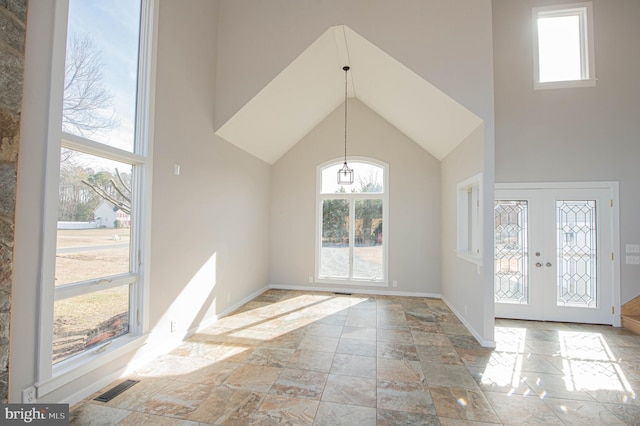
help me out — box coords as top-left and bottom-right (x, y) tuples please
(337, 66), (354, 185)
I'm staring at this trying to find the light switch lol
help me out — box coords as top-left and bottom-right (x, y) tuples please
(626, 256), (640, 265)
(173, 164), (180, 176)
(626, 244), (640, 254)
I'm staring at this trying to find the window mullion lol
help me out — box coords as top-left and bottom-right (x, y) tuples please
(349, 198), (355, 279)
(62, 132), (145, 166)
(54, 273), (137, 301)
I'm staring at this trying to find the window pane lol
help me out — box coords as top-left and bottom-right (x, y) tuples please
(494, 201), (529, 305)
(321, 162), (383, 194)
(556, 200), (597, 308)
(56, 150), (132, 285)
(53, 284), (130, 364)
(538, 15), (582, 82)
(320, 199), (349, 278)
(63, 0), (141, 151)
(354, 200), (383, 280)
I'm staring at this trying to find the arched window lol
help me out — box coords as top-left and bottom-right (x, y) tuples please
(316, 159), (389, 285)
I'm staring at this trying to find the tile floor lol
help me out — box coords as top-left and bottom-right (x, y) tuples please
(70, 290), (640, 425)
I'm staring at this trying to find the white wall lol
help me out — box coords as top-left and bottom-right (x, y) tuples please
(146, 0), (271, 352)
(493, 0), (640, 304)
(441, 125), (495, 345)
(270, 100), (441, 295)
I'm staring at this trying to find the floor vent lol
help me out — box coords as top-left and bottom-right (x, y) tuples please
(94, 379), (139, 402)
(334, 292), (352, 296)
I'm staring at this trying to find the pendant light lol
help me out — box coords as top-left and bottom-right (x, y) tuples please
(337, 66), (354, 185)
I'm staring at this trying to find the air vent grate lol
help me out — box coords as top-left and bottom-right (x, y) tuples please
(94, 379), (139, 402)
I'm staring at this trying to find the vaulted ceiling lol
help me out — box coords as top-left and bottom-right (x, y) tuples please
(215, 25), (482, 165)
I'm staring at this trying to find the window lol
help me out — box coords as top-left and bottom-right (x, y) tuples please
(38, 0), (155, 395)
(533, 2), (595, 89)
(457, 173), (483, 265)
(316, 159), (388, 285)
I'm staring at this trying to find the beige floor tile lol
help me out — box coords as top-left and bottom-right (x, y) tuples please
(245, 346), (295, 368)
(336, 338), (377, 357)
(377, 358), (425, 383)
(307, 323), (343, 338)
(70, 403), (131, 426)
(412, 330), (454, 347)
(376, 409), (440, 425)
(138, 381), (212, 419)
(416, 344), (464, 366)
(287, 349), (334, 373)
(377, 379), (436, 415)
(429, 386), (500, 423)
(250, 395), (319, 425)
(377, 328), (413, 344)
(188, 387), (263, 425)
(312, 402), (376, 426)
(117, 411), (201, 425)
(341, 326), (377, 341)
(321, 374), (377, 407)
(542, 396), (626, 425)
(270, 368), (328, 400)
(484, 392), (563, 425)
(377, 341), (419, 361)
(223, 364), (283, 393)
(422, 362), (480, 390)
(297, 335), (339, 353)
(330, 353), (377, 378)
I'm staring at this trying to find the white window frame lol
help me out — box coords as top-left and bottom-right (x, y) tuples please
(315, 157), (389, 287)
(35, 0), (157, 397)
(533, 2), (596, 90)
(457, 173), (483, 265)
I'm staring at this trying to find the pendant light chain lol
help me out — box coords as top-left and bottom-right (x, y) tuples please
(337, 66), (354, 185)
(344, 66), (348, 163)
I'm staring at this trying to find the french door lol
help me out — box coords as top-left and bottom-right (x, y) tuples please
(495, 186), (615, 324)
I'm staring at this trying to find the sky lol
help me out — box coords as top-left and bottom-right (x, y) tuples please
(65, 0), (142, 154)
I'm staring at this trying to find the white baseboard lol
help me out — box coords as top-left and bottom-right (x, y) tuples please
(441, 296), (496, 348)
(269, 284), (441, 299)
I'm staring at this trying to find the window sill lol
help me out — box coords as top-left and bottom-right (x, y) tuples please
(37, 333), (148, 398)
(456, 251), (483, 266)
(534, 78), (596, 90)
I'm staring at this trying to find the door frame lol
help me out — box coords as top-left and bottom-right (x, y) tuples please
(495, 181), (621, 326)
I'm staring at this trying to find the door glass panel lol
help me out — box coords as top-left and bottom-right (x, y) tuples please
(56, 151), (132, 285)
(320, 199), (349, 278)
(53, 284), (130, 364)
(556, 200), (597, 308)
(354, 199), (383, 280)
(495, 201), (529, 304)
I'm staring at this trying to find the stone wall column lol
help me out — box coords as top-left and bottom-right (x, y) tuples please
(0, 0), (28, 403)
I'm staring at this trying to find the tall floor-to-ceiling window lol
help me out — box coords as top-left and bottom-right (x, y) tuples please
(37, 0), (156, 395)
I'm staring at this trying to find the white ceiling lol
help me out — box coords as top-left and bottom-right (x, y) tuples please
(215, 25), (483, 165)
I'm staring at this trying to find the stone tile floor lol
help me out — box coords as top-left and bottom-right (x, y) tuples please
(71, 290), (640, 425)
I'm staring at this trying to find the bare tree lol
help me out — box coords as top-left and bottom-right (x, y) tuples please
(81, 168), (132, 215)
(62, 34), (119, 138)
